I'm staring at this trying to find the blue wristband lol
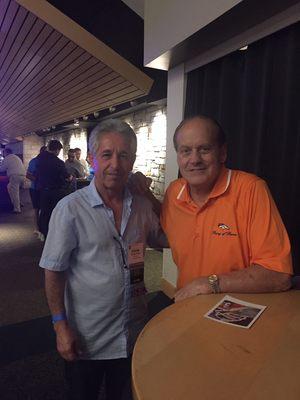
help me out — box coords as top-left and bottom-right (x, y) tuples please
(52, 313), (67, 324)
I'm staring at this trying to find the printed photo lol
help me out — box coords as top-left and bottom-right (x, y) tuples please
(204, 295), (267, 329)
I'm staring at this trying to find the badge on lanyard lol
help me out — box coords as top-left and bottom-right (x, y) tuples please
(128, 242), (144, 284)
(128, 243), (147, 297)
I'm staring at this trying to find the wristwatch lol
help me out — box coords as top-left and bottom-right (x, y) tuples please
(208, 274), (220, 294)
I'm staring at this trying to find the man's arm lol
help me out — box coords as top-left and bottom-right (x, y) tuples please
(26, 171), (35, 181)
(174, 264), (291, 302)
(129, 171), (162, 217)
(144, 188), (162, 217)
(45, 270), (81, 361)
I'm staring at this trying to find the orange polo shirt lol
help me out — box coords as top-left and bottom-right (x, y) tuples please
(161, 168), (292, 289)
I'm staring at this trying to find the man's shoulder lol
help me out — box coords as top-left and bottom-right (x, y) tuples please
(7, 154), (19, 162)
(165, 178), (186, 197)
(231, 170), (264, 188)
(229, 170), (269, 201)
(60, 185), (90, 205)
(28, 157), (38, 167)
(39, 151), (51, 163)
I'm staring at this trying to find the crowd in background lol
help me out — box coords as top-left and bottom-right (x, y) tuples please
(0, 141), (94, 241)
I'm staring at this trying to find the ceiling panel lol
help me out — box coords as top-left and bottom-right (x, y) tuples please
(0, 0), (153, 143)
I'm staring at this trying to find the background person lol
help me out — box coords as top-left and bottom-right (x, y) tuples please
(74, 147), (89, 178)
(26, 146), (47, 236)
(40, 119), (167, 400)
(65, 149), (85, 179)
(37, 140), (71, 238)
(65, 148), (86, 192)
(0, 148), (25, 213)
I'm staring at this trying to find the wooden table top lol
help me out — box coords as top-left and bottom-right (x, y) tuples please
(132, 291), (300, 400)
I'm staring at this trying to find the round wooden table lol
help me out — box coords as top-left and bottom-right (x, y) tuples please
(132, 291), (300, 400)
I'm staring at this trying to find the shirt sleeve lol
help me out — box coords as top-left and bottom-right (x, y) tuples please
(39, 200), (78, 271)
(27, 159), (35, 174)
(247, 179), (292, 274)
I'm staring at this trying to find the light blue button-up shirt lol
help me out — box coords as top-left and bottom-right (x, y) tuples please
(40, 179), (166, 360)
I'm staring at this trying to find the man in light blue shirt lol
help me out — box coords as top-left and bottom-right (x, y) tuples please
(40, 119), (167, 400)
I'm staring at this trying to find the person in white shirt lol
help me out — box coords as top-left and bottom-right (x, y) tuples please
(0, 148), (26, 213)
(74, 147), (89, 177)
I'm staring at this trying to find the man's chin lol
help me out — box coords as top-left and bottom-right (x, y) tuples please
(103, 180), (125, 190)
(185, 175), (209, 187)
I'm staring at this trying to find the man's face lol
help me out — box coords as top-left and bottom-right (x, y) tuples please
(75, 150), (81, 160)
(176, 118), (227, 193)
(92, 132), (135, 193)
(68, 152), (75, 162)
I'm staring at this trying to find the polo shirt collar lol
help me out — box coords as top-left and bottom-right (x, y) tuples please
(209, 166), (232, 199)
(86, 178), (133, 208)
(176, 167), (232, 204)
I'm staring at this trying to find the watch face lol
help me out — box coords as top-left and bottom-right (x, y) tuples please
(208, 275), (219, 293)
(209, 274), (218, 283)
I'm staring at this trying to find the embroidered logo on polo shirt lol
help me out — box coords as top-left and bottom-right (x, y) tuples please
(218, 223), (230, 230)
(212, 222), (238, 237)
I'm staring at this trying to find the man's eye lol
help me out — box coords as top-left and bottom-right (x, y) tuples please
(200, 147), (212, 154)
(102, 153), (111, 159)
(180, 148), (191, 155)
(119, 153), (129, 159)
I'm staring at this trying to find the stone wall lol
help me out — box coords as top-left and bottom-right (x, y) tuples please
(19, 105), (167, 198)
(23, 134), (45, 170)
(121, 104), (167, 200)
(44, 129), (88, 161)
(22, 134), (45, 188)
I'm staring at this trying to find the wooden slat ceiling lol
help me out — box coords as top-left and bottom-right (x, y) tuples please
(0, 0), (153, 143)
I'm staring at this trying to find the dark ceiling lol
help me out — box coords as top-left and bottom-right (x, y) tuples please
(47, 0), (167, 106)
(0, 0), (167, 143)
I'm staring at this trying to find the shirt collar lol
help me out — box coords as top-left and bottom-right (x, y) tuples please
(176, 167), (232, 204)
(86, 178), (133, 208)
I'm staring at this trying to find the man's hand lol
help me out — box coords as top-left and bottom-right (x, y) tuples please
(54, 321), (81, 361)
(128, 171), (152, 195)
(174, 277), (213, 302)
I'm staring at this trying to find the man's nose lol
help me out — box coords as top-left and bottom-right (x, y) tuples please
(190, 149), (203, 163)
(110, 154), (120, 168)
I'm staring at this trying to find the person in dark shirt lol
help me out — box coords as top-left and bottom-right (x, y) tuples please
(26, 145), (47, 237)
(37, 140), (71, 237)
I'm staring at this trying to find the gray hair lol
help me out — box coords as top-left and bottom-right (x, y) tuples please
(89, 119), (137, 156)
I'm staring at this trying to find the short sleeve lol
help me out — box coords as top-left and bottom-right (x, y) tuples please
(39, 200), (78, 271)
(247, 180), (292, 274)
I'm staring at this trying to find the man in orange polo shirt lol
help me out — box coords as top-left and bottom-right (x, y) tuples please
(161, 115), (292, 301)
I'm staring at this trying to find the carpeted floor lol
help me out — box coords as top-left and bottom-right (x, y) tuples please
(0, 189), (171, 400)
